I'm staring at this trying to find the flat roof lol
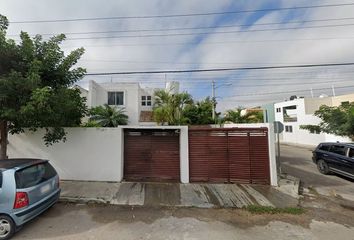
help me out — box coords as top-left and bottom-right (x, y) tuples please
(0, 158), (47, 171)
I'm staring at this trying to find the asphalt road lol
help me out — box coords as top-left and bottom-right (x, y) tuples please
(280, 144), (354, 200)
(12, 203), (354, 240)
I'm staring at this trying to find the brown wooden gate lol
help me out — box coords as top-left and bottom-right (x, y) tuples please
(124, 129), (180, 182)
(189, 128), (270, 184)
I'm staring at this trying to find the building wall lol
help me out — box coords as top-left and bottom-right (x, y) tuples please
(261, 103), (275, 123)
(139, 87), (155, 112)
(8, 128), (123, 182)
(331, 93), (354, 106)
(88, 81), (141, 125)
(274, 97), (351, 146)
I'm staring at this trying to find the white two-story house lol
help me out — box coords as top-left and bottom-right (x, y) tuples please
(274, 93), (354, 146)
(85, 80), (179, 125)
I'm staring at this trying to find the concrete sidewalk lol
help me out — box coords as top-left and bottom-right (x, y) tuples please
(60, 181), (299, 208)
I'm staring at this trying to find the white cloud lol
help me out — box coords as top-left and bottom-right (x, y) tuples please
(1, 0), (354, 112)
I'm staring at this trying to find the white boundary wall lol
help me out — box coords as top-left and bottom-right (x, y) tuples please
(8, 125), (274, 185)
(8, 128), (123, 182)
(8, 126), (189, 183)
(223, 123), (278, 186)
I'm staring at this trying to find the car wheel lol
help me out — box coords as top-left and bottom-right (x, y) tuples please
(0, 215), (15, 240)
(317, 159), (330, 175)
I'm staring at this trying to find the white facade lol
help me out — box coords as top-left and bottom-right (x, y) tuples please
(274, 94), (354, 146)
(86, 80), (162, 125)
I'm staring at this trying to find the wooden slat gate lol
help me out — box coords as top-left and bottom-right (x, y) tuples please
(124, 129), (180, 182)
(189, 128), (270, 184)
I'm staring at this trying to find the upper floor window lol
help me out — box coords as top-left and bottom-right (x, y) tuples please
(141, 96), (152, 106)
(108, 92), (124, 105)
(276, 108), (281, 113)
(285, 125), (293, 133)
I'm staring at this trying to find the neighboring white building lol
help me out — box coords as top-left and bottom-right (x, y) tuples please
(274, 93), (354, 146)
(85, 80), (179, 125)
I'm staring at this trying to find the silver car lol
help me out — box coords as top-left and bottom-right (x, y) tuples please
(0, 159), (60, 240)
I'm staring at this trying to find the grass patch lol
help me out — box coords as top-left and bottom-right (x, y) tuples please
(246, 205), (305, 215)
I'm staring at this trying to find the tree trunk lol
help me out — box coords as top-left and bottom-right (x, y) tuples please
(0, 120), (8, 159)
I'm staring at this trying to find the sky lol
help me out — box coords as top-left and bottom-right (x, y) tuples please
(1, 0), (354, 112)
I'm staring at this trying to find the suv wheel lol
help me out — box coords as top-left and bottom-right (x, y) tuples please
(0, 215), (15, 240)
(317, 159), (330, 175)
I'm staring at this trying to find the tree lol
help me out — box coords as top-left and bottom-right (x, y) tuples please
(224, 109), (246, 123)
(223, 108), (263, 123)
(87, 104), (128, 127)
(0, 14), (86, 158)
(184, 97), (215, 125)
(153, 90), (193, 125)
(301, 102), (354, 139)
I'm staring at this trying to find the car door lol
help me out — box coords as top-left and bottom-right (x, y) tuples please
(323, 144), (347, 171)
(327, 145), (351, 175)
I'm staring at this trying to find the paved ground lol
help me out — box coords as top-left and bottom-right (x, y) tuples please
(12, 200), (354, 240)
(280, 144), (354, 201)
(60, 181), (298, 208)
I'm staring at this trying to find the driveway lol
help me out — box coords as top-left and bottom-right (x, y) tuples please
(11, 202), (354, 240)
(60, 181), (297, 208)
(280, 144), (354, 201)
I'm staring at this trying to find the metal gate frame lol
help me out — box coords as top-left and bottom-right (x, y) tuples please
(188, 127), (270, 184)
(123, 129), (181, 182)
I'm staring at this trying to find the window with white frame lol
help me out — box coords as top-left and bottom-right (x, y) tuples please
(285, 125), (293, 133)
(276, 107), (281, 113)
(141, 96), (152, 106)
(108, 91), (124, 105)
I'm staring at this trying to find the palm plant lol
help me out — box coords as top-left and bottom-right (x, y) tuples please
(88, 104), (128, 127)
(224, 108), (263, 123)
(153, 90), (193, 125)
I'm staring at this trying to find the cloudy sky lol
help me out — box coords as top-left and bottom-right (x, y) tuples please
(1, 0), (354, 111)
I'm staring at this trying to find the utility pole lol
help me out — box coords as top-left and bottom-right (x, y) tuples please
(332, 85), (336, 96)
(212, 80), (215, 121)
(310, 88), (314, 98)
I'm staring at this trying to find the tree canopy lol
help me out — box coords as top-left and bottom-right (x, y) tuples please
(0, 14), (87, 158)
(301, 102), (354, 139)
(183, 97), (216, 125)
(153, 90), (193, 125)
(223, 108), (263, 124)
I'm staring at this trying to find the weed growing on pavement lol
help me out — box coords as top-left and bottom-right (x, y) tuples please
(246, 205), (305, 215)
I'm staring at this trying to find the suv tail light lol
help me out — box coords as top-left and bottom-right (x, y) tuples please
(14, 192), (29, 209)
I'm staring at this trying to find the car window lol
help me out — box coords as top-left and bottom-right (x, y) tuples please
(15, 162), (57, 189)
(319, 145), (330, 151)
(329, 145), (346, 156)
(348, 148), (354, 158)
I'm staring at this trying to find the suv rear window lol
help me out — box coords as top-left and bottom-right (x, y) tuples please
(15, 162), (57, 189)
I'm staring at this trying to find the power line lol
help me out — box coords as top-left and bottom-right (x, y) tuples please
(78, 79), (354, 88)
(84, 62), (354, 76)
(9, 16), (354, 37)
(9, 2), (354, 24)
(58, 23), (354, 41)
(223, 85), (354, 98)
(59, 36), (354, 48)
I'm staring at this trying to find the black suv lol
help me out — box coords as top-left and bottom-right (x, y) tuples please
(312, 142), (354, 179)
